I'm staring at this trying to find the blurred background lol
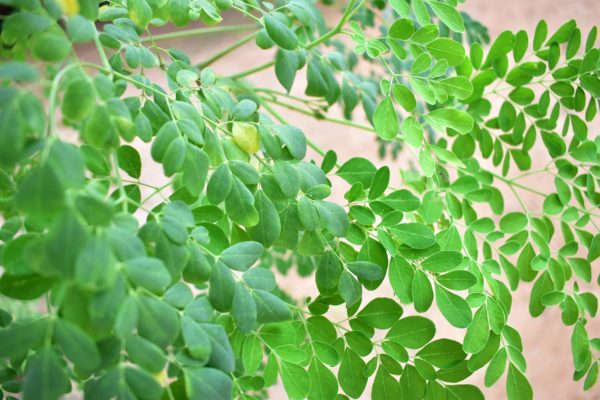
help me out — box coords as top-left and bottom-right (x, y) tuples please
(36, 0), (600, 398)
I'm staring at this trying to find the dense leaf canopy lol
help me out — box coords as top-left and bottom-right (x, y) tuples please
(0, 0), (598, 399)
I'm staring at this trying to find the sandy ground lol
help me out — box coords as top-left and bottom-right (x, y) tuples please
(73, 0), (600, 398)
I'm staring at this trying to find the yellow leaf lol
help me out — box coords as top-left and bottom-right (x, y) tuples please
(232, 122), (260, 154)
(58, 0), (80, 16)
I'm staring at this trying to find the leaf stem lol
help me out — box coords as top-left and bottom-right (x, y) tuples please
(140, 180), (175, 206)
(93, 28), (111, 72)
(261, 96), (374, 133)
(228, 61), (274, 79)
(197, 31), (260, 68)
(255, 87), (326, 106)
(139, 24), (257, 43)
(112, 153), (129, 212)
(46, 63), (81, 137)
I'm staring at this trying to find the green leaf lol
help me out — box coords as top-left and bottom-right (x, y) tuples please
(389, 19), (415, 41)
(485, 348), (507, 387)
(308, 360), (338, 399)
(3, 234), (37, 276)
(357, 298), (403, 329)
(389, 223), (436, 249)
(298, 196), (320, 231)
(412, 0), (430, 26)
(0, 62), (39, 82)
(126, 335), (167, 374)
(374, 97), (399, 140)
(170, 0), (190, 26)
(220, 241), (263, 271)
(273, 160), (300, 198)
(389, 0), (410, 17)
(339, 269), (362, 307)
(124, 257), (171, 294)
(183, 146), (209, 197)
(275, 50), (299, 92)
(16, 163), (65, 222)
(225, 177), (259, 227)
(533, 20), (548, 50)
(425, 38), (466, 66)
(207, 164), (232, 205)
(0, 318), (48, 359)
(277, 125), (307, 160)
(429, 144), (465, 168)
(437, 271), (477, 290)
(584, 363), (599, 391)
(373, 367), (401, 399)
(181, 315), (212, 361)
(337, 157), (377, 188)
(339, 349), (368, 398)
(580, 75), (600, 97)
(136, 294), (180, 348)
(253, 290), (292, 323)
(117, 145), (141, 179)
(402, 116), (424, 148)
(391, 83), (416, 112)
(128, 0), (153, 28)
(232, 283), (257, 333)
(316, 252), (342, 295)
(151, 122), (178, 162)
(542, 131), (566, 157)
(572, 322), (590, 371)
(446, 385), (484, 400)
(0, 273), (54, 301)
(75, 236), (117, 290)
(23, 347), (70, 400)
(387, 316), (436, 349)
(463, 306), (490, 354)
(412, 269), (434, 312)
(440, 76), (473, 100)
(124, 367), (163, 399)
(424, 108), (474, 134)
(383, 189), (420, 211)
(264, 14), (299, 50)
(242, 335), (262, 374)
(66, 15), (95, 43)
(62, 78), (95, 121)
(31, 31), (72, 62)
(506, 364), (533, 400)
(243, 268), (276, 291)
(435, 284), (473, 328)
(247, 190), (281, 247)
(499, 212), (528, 233)
(416, 339), (466, 368)
(280, 361), (310, 400)
(346, 261), (386, 281)
(201, 323), (235, 372)
(209, 262), (235, 312)
(185, 368), (233, 400)
(163, 137), (186, 176)
(389, 256), (414, 304)
(428, 1), (465, 32)
(54, 318), (101, 374)
(421, 251), (463, 272)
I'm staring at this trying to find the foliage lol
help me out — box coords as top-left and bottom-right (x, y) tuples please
(0, 0), (599, 399)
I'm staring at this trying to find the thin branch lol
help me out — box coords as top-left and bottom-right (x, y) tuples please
(197, 31), (259, 68)
(139, 24), (257, 43)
